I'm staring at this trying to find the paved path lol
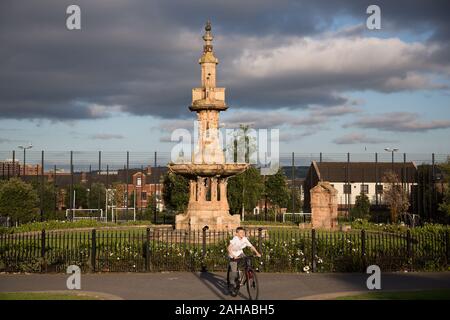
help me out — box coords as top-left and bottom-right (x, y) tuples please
(1, 272), (449, 300)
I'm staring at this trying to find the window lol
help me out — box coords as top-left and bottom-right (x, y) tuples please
(360, 184), (369, 194)
(376, 185), (383, 194)
(344, 184), (352, 194)
(141, 192), (147, 201)
(137, 177), (142, 186)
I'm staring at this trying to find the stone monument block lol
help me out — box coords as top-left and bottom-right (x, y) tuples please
(310, 181), (338, 230)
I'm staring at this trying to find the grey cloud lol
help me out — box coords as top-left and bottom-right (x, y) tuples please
(0, 0), (449, 121)
(344, 112), (450, 132)
(333, 132), (394, 145)
(0, 138), (13, 144)
(222, 105), (360, 129)
(89, 133), (125, 140)
(0, 137), (28, 144)
(309, 105), (362, 117)
(280, 131), (316, 142)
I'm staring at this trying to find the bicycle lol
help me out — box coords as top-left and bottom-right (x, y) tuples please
(227, 256), (259, 300)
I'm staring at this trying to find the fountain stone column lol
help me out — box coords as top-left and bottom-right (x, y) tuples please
(170, 21), (248, 231)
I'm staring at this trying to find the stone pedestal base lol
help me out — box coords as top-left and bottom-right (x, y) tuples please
(171, 175), (242, 231)
(176, 210), (240, 231)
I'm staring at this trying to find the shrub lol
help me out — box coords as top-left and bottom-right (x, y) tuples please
(351, 193), (370, 219)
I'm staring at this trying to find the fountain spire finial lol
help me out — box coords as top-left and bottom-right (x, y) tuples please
(202, 20), (214, 53)
(205, 20), (211, 32)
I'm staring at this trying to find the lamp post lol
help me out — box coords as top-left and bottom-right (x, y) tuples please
(384, 147), (399, 171)
(18, 143), (33, 176)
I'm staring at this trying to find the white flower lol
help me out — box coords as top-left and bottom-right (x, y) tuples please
(318, 258), (323, 264)
(303, 266), (310, 272)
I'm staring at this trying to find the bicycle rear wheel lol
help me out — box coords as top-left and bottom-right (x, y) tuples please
(246, 269), (259, 300)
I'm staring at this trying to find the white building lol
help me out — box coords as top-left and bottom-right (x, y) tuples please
(304, 161), (417, 211)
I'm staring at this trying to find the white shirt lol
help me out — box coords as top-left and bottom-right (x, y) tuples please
(229, 236), (253, 258)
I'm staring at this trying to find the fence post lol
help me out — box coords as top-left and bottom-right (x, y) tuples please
(126, 151), (129, 219)
(41, 229), (46, 272)
(145, 228), (151, 272)
(258, 227), (263, 254)
(291, 152), (295, 214)
(446, 230), (449, 268)
(201, 226), (209, 272)
(311, 229), (316, 273)
(361, 229), (366, 272)
(406, 229), (412, 270)
(40, 150), (44, 222)
(91, 229), (96, 272)
(70, 151), (73, 221)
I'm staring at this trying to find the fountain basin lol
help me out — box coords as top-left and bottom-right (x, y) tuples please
(168, 163), (249, 178)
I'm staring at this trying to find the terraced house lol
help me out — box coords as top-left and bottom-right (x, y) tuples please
(303, 161), (418, 213)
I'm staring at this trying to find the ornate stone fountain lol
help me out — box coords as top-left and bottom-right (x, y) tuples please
(168, 22), (248, 231)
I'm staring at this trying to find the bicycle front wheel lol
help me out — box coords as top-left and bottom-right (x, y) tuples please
(246, 269), (259, 300)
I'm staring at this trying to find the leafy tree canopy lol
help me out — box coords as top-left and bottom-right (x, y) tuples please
(0, 178), (39, 223)
(162, 173), (189, 213)
(227, 166), (264, 215)
(265, 168), (290, 213)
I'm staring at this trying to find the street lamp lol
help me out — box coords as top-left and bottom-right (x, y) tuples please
(18, 143), (33, 176)
(384, 147), (399, 170)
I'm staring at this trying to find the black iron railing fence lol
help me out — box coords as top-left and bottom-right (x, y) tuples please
(1, 227), (448, 273)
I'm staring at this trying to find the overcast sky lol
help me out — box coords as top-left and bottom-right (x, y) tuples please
(1, 0), (450, 158)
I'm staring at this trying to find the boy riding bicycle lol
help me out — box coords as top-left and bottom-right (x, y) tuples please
(227, 227), (261, 285)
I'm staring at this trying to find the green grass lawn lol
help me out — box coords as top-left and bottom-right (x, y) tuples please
(0, 220), (154, 235)
(336, 289), (450, 300)
(0, 291), (101, 300)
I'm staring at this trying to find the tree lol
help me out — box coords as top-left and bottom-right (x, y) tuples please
(415, 164), (438, 221)
(265, 168), (290, 214)
(89, 182), (106, 210)
(229, 124), (257, 163)
(0, 178), (39, 224)
(30, 180), (58, 219)
(111, 182), (127, 208)
(65, 183), (88, 209)
(351, 192), (371, 219)
(162, 173), (189, 213)
(127, 190), (136, 208)
(227, 166), (264, 215)
(439, 190), (450, 218)
(287, 187), (303, 213)
(438, 158), (450, 220)
(382, 171), (410, 223)
(144, 194), (157, 219)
